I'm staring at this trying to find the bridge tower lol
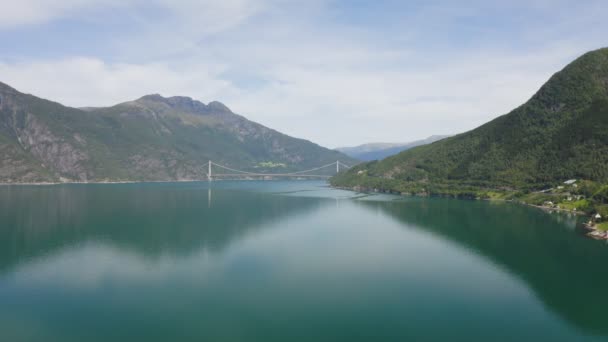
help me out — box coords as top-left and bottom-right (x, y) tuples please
(208, 160), (212, 181)
(336, 160), (339, 173)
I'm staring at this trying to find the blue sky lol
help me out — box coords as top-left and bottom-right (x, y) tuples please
(0, 0), (606, 147)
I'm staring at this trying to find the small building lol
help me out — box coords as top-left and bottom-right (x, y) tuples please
(595, 213), (602, 221)
(564, 179), (577, 185)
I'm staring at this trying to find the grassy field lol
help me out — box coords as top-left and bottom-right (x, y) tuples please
(597, 222), (608, 231)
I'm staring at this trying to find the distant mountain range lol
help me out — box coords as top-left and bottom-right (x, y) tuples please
(0, 83), (356, 183)
(336, 135), (451, 161)
(332, 47), (608, 192)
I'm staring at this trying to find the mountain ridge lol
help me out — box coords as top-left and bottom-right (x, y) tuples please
(331, 47), (608, 195)
(0, 83), (357, 183)
(336, 135), (451, 161)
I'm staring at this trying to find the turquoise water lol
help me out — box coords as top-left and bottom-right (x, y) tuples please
(1, 181), (607, 341)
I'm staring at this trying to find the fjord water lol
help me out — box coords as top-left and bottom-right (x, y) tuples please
(1, 181), (608, 341)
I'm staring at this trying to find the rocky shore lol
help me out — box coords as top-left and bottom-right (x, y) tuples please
(582, 222), (608, 241)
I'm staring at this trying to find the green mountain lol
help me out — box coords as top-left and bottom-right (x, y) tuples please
(331, 48), (608, 193)
(0, 83), (356, 183)
(336, 135), (451, 161)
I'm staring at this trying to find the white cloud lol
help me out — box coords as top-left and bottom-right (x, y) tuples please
(156, 0), (268, 35)
(0, 43), (593, 147)
(0, 1), (606, 147)
(0, 0), (268, 31)
(0, 0), (130, 28)
(0, 57), (237, 106)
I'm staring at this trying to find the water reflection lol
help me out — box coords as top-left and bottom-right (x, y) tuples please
(0, 182), (325, 274)
(357, 198), (608, 336)
(1, 183), (607, 341)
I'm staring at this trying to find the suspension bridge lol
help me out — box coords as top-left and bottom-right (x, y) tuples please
(204, 160), (352, 180)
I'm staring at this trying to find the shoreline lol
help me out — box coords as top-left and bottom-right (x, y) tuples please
(0, 178), (327, 186)
(332, 185), (585, 214)
(4, 180), (603, 241)
(334, 184), (608, 243)
(525, 203), (586, 216)
(333, 185), (608, 241)
(0, 179), (206, 186)
(581, 222), (608, 240)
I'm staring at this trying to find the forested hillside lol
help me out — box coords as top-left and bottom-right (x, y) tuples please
(332, 48), (608, 197)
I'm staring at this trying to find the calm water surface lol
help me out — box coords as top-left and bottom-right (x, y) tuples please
(1, 181), (608, 341)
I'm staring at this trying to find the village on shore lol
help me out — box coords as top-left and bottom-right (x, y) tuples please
(529, 179), (607, 241)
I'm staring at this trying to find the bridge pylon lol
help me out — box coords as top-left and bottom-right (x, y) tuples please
(208, 160), (212, 181)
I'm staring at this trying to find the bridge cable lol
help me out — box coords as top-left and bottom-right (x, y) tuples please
(210, 161), (339, 176)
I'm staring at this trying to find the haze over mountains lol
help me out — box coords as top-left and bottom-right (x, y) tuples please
(0, 82), (356, 183)
(332, 47), (608, 191)
(336, 135), (451, 161)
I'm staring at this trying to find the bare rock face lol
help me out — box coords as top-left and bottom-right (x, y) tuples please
(0, 87), (90, 182)
(19, 114), (89, 181)
(0, 143), (46, 183)
(127, 152), (206, 181)
(2, 90), (169, 182)
(128, 154), (170, 179)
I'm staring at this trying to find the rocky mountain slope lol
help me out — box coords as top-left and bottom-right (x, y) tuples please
(0, 83), (356, 183)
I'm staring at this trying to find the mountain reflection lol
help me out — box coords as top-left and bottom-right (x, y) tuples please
(0, 183), (324, 274)
(3, 184), (607, 339)
(356, 198), (608, 336)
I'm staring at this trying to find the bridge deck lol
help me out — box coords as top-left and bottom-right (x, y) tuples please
(205, 160), (352, 179)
